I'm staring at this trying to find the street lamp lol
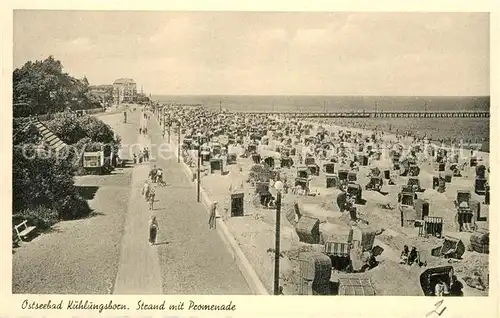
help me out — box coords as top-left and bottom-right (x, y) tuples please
(197, 132), (202, 203)
(163, 110), (166, 137)
(273, 180), (284, 295)
(168, 111), (171, 143)
(177, 120), (181, 163)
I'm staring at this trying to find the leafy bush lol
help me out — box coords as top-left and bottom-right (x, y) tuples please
(45, 111), (87, 145)
(77, 115), (116, 145)
(46, 112), (120, 148)
(53, 194), (92, 220)
(13, 144), (72, 210)
(13, 206), (59, 230)
(12, 141), (91, 221)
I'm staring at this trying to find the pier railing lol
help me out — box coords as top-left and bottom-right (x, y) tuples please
(232, 110), (490, 119)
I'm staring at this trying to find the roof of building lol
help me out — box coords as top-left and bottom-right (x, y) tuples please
(32, 119), (67, 153)
(15, 117), (68, 153)
(113, 78), (136, 84)
(90, 84), (113, 89)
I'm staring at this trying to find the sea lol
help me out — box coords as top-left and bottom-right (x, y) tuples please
(153, 95), (490, 152)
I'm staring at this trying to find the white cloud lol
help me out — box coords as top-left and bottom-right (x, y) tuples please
(66, 37), (93, 52)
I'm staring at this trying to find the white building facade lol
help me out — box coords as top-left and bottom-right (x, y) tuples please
(113, 78), (137, 104)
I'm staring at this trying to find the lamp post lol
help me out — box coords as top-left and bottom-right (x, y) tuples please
(168, 112), (171, 143)
(197, 132), (202, 203)
(163, 110), (166, 137)
(177, 121), (181, 163)
(273, 180), (284, 295)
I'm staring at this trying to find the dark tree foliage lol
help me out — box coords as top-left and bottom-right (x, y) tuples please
(12, 141), (91, 221)
(11, 56), (122, 227)
(45, 111), (121, 164)
(13, 56), (101, 118)
(44, 111), (88, 145)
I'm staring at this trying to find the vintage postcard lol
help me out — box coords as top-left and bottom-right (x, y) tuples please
(1, 1), (498, 317)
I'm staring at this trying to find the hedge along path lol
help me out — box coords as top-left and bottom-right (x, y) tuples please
(113, 111), (163, 294)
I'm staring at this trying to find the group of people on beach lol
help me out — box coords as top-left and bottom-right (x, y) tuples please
(148, 102), (489, 296)
(434, 275), (465, 297)
(139, 126), (148, 135)
(400, 245), (425, 267)
(148, 165), (165, 185)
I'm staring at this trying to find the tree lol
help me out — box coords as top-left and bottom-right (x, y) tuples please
(78, 115), (116, 145)
(45, 111), (87, 145)
(12, 141), (91, 220)
(13, 56), (69, 117)
(45, 111), (119, 147)
(13, 56), (101, 117)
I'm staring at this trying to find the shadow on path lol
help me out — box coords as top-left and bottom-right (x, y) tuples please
(76, 186), (99, 200)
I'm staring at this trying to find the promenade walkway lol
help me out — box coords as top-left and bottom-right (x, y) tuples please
(146, 112), (251, 294)
(113, 113), (163, 294)
(114, 108), (251, 294)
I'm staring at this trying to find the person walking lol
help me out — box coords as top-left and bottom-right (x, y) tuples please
(156, 168), (164, 184)
(149, 165), (157, 183)
(209, 201), (218, 229)
(148, 216), (159, 245)
(148, 187), (156, 210)
(142, 180), (150, 202)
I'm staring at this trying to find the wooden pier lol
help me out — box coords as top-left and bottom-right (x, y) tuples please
(234, 110), (490, 119)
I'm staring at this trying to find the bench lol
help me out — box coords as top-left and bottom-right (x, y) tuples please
(14, 220), (36, 242)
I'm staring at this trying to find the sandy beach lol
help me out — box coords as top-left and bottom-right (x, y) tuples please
(164, 105), (489, 296)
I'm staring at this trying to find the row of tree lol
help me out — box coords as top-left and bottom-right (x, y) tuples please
(13, 57), (121, 230)
(13, 56), (102, 118)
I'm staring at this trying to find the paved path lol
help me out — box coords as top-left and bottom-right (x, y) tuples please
(145, 112), (252, 294)
(113, 112), (163, 294)
(112, 108), (250, 294)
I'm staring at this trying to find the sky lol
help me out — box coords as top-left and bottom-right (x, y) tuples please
(13, 11), (489, 96)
